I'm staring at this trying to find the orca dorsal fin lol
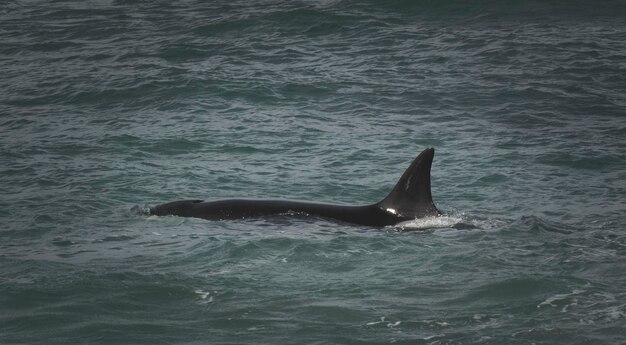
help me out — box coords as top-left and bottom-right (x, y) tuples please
(377, 148), (440, 218)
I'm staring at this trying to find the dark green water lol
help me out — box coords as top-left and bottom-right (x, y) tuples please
(2, 1), (626, 344)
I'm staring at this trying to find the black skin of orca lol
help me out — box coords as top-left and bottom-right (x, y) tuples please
(150, 148), (441, 227)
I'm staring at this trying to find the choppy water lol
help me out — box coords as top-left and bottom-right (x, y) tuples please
(2, 1), (626, 344)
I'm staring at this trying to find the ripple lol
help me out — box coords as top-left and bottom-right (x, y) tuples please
(2, 1), (626, 344)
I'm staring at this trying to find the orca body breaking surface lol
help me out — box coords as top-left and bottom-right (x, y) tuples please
(150, 148), (440, 227)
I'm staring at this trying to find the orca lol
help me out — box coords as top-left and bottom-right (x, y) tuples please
(150, 148), (440, 227)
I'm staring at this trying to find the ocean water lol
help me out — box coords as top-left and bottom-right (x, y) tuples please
(2, 0), (626, 344)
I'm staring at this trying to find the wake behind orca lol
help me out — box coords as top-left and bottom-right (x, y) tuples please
(150, 148), (440, 227)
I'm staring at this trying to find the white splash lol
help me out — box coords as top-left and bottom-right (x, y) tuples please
(537, 289), (585, 312)
(392, 215), (464, 230)
(387, 321), (401, 328)
(195, 289), (214, 303)
(365, 317), (402, 328)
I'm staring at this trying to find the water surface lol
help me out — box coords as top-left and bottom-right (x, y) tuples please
(1, 1), (625, 344)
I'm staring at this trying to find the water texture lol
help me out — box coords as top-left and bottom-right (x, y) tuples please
(1, 1), (626, 344)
